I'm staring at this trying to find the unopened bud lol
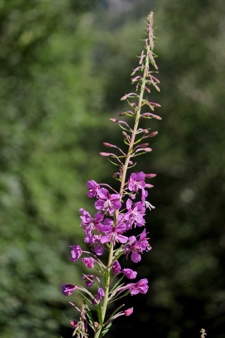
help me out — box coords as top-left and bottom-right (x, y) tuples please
(110, 118), (117, 123)
(124, 307), (133, 316)
(103, 142), (113, 147)
(70, 320), (78, 328)
(100, 152), (111, 157)
(145, 173), (157, 178)
(148, 131), (158, 137)
(131, 76), (141, 83)
(142, 112), (162, 120)
(144, 147), (152, 152)
(120, 92), (137, 100)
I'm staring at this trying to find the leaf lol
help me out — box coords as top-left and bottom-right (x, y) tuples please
(109, 275), (125, 293)
(77, 291), (92, 305)
(108, 290), (130, 304)
(100, 323), (112, 338)
(85, 303), (96, 330)
(97, 305), (103, 326)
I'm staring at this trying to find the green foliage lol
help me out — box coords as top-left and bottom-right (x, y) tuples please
(92, 1), (225, 337)
(0, 1), (105, 337)
(102, 0), (224, 332)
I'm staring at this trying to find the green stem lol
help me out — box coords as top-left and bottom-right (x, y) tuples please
(93, 26), (153, 338)
(94, 241), (114, 338)
(119, 53), (149, 195)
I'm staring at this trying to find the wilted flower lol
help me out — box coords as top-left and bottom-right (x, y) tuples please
(70, 245), (82, 262)
(82, 274), (95, 287)
(82, 257), (95, 268)
(127, 278), (149, 295)
(92, 287), (105, 305)
(122, 268), (137, 279)
(112, 260), (122, 274)
(62, 284), (77, 296)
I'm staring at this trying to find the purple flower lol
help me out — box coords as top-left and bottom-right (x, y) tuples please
(96, 217), (113, 232)
(93, 244), (104, 256)
(70, 245), (82, 262)
(79, 209), (104, 246)
(135, 228), (151, 252)
(130, 251), (141, 263)
(128, 172), (146, 193)
(87, 180), (100, 198)
(92, 287), (104, 305)
(79, 208), (92, 226)
(82, 274), (95, 287)
(82, 257), (95, 268)
(80, 209), (99, 232)
(62, 284), (77, 296)
(124, 236), (141, 263)
(112, 260), (122, 274)
(98, 221), (128, 245)
(95, 188), (122, 215)
(98, 287), (104, 298)
(125, 199), (146, 228)
(122, 268), (137, 279)
(125, 229), (151, 263)
(79, 209), (95, 240)
(128, 278), (149, 295)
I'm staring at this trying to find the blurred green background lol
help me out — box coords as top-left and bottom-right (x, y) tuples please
(1, 0), (225, 337)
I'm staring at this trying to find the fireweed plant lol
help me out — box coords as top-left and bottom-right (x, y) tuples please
(62, 12), (161, 338)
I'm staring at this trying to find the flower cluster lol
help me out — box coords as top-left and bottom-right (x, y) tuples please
(79, 172), (153, 256)
(62, 12), (160, 338)
(64, 172), (152, 288)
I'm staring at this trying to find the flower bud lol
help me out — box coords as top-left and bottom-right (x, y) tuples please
(124, 307), (133, 316)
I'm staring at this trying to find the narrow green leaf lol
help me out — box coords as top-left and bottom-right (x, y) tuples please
(100, 323), (112, 338)
(85, 303), (95, 330)
(97, 305), (103, 326)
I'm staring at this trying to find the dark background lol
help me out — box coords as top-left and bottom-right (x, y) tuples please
(1, 0), (225, 337)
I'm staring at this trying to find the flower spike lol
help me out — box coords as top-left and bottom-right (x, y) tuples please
(62, 12), (161, 338)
